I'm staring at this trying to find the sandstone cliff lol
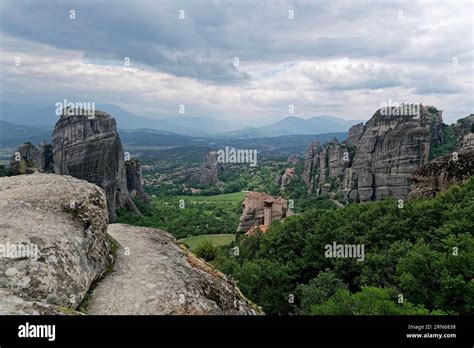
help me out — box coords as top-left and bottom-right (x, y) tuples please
(303, 105), (444, 202)
(38, 141), (54, 173)
(408, 147), (474, 199)
(278, 167), (296, 191)
(158, 151), (224, 188)
(52, 110), (138, 222)
(125, 158), (149, 204)
(0, 174), (262, 315)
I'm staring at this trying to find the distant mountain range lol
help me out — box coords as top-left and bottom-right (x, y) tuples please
(0, 121), (51, 147)
(222, 116), (363, 138)
(0, 102), (362, 138)
(0, 120), (347, 159)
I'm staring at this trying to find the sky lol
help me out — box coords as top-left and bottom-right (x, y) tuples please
(0, 0), (472, 125)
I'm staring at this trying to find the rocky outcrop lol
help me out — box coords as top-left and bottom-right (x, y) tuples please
(158, 151), (224, 188)
(237, 192), (292, 233)
(9, 142), (40, 175)
(0, 289), (82, 315)
(0, 174), (112, 313)
(345, 123), (364, 146)
(302, 138), (351, 195)
(86, 224), (262, 315)
(0, 174), (261, 315)
(302, 141), (322, 195)
(125, 158), (149, 204)
(459, 133), (474, 152)
(198, 151), (223, 186)
(278, 168), (296, 191)
(408, 148), (474, 199)
(38, 141), (54, 173)
(52, 110), (138, 222)
(453, 114), (474, 151)
(303, 105), (444, 202)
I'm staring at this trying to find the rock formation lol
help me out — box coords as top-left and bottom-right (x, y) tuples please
(86, 224), (261, 315)
(38, 141), (54, 173)
(303, 105), (445, 202)
(452, 114), (474, 151)
(125, 158), (149, 204)
(237, 192), (292, 233)
(52, 110), (138, 222)
(9, 142), (40, 175)
(278, 167), (296, 191)
(408, 147), (474, 199)
(0, 174), (112, 313)
(158, 151), (224, 188)
(10, 141), (55, 175)
(0, 174), (261, 315)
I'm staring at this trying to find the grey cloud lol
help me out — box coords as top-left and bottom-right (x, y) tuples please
(0, 0), (457, 83)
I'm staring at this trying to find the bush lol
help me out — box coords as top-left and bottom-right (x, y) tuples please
(309, 287), (434, 315)
(194, 241), (218, 261)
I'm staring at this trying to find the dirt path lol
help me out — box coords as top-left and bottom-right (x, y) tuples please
(86, 224), (260, 315)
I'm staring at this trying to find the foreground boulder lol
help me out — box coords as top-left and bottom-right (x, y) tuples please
(0, 289), (82, 315)
(0, 174), (112, 313)
(86, 224), (262, 315)
(0, 174), (261, 315)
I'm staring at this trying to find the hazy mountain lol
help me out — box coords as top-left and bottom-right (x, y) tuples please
(0, 103), (361, 139)
(121, 128), (347, 157)
(223, 116), (364, 138)
(0, 103), (239, 136)
(0, 121), (52, 148)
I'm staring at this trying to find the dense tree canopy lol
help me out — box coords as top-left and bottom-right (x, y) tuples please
(214, 177), (474, 315)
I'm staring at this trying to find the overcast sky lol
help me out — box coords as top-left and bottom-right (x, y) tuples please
(0, 0), (472, 125)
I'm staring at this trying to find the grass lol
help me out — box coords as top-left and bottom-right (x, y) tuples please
(177, 191), (245, 203)
(180, 234), (236, 250)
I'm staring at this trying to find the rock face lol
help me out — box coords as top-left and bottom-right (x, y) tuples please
(9, 142), (40, 175)
(278, 167), (296, 191)
(86, 224), (262, 315)
(38, 141), (54, 173)
(0, 289), (81, 315)
(303, 105), (444, 202)
(237, 192), (292, 233)
(125, 158), (149, 204)
(460, 133), (474, 152)
(0, 174), (112, 313)
(52, 110), (138, 222)
(197, 151), (223, 186)
(158, 151), (224, 188)
(453, 114), (474, 150)
(408, 148), (474, 199)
